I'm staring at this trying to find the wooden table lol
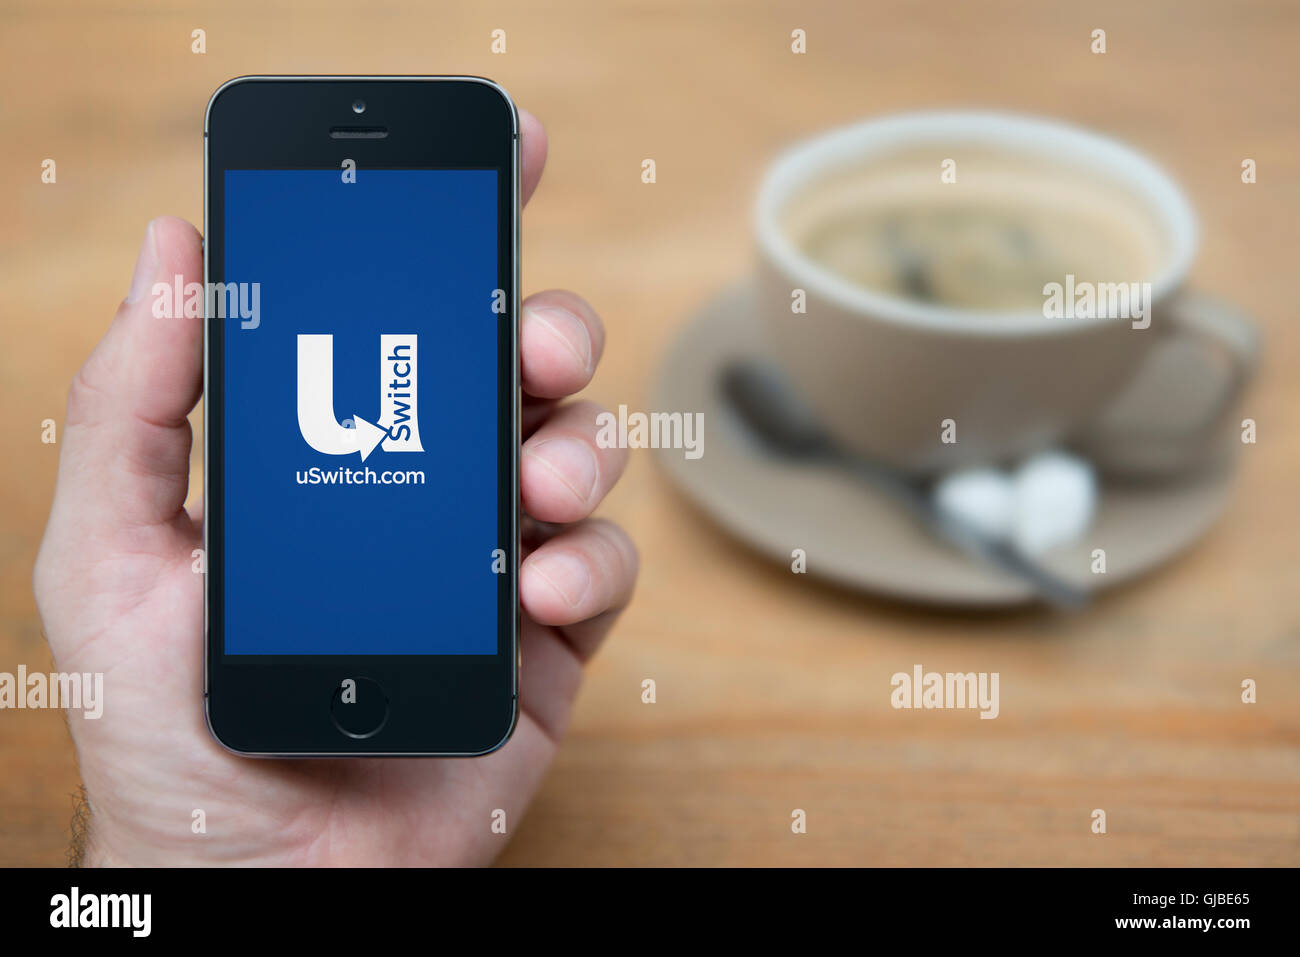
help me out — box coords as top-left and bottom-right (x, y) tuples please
(2, 0), (1296, 866)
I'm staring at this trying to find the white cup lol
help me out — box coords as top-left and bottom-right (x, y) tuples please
(755, 111), (1257, 475)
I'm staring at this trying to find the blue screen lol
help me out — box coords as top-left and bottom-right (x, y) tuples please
(223, 169), (499, 654)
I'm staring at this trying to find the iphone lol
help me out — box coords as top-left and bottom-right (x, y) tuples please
(203, 76), (519, 755)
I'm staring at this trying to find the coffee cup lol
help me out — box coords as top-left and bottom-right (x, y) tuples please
(754, 111), (1257, 476)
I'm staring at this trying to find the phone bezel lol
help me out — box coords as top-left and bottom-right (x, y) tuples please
(203, 76), (520, 756)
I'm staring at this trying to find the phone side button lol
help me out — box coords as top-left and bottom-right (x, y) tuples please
(329, 678), (389, 739)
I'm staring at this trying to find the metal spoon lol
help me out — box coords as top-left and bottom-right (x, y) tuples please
(719, 359), (1090, 610)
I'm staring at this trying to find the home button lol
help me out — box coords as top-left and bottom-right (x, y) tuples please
(330, 678), (389, 739)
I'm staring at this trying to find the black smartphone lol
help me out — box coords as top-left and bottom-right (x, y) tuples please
(203, 76), (519, 756)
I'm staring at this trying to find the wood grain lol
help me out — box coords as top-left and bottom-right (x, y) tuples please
(1, 0), (1296, 866)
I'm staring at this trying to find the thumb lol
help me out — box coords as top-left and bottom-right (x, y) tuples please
(51, 216), (204, 537)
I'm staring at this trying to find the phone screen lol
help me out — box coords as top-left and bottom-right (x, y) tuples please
(221, 168), (499, 655)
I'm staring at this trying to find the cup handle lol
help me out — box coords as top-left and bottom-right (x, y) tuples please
(1151, 289), (1260, 438)
(1073, 289), (1260, 477)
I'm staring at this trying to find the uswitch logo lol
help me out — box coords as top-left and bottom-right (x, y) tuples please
(297, 333), (424, 461)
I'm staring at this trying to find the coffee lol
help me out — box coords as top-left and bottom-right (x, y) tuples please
(784, 150), (1168, 312)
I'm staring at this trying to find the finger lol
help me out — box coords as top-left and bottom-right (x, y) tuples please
(521, 400), (628, 524)
(520, 107), (547, 206)
(54, 216), (203, 533)
(517, 617), (584, 741)
(520, 519), (639, 645)
(520, 290), (605, 400)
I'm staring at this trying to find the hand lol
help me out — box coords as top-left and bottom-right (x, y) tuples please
(32, 110), (637, 866)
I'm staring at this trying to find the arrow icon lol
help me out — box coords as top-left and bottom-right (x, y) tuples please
(348, 414), (387, 462)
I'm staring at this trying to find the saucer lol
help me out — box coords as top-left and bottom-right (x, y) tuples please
(650, 281), (1240, 606)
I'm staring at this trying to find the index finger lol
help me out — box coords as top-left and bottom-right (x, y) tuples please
(520, 107), (547, 206)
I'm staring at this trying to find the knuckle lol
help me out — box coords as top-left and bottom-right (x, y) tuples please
(590, 518), (638, 575)
(66, 353), (111, 428)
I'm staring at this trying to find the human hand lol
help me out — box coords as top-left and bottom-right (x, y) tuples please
(33, 109), (637, 866)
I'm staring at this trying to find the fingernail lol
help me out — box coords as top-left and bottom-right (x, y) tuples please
(527, 437), (598, 503)
(529, 306), (592, 376)
(125, 220), (159, 304)
(529, 551), (592, 608)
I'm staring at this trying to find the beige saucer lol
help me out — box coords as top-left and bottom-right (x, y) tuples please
(651, 281), (1241, 606)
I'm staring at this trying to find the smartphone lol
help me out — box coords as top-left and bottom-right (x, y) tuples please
(203, 77), (519, 756)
